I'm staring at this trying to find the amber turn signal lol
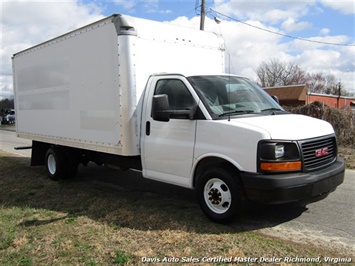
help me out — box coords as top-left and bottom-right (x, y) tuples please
(260, 161), (302, 171)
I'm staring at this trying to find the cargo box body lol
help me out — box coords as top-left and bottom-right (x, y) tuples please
(13, 14), (225, 156)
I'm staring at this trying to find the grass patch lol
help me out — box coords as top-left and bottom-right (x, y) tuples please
(113, 250), (133, 265)
(0, 149), (353, 265)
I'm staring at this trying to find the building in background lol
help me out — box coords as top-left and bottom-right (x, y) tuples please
(264, 85), (307, 107)
(264, 85), (355, 111)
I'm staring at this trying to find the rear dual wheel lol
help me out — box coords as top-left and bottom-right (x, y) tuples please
(45, 146), (78, 180)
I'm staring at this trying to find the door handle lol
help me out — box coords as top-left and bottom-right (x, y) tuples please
(146, 121), (150, 136)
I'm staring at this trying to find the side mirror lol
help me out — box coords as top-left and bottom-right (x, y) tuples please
(152, 94), (198, 122)
(271, 95), (279, 104)
(152, 94), (170, 122)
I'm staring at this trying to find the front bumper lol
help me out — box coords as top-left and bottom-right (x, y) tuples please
(240, 157), (345, 204)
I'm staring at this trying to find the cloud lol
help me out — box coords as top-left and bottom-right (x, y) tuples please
(112, 0), (172, 15)
(143, 0), (172, 14)
(169, 16), (288, 79)
(0, 0), (103, 98)
(320, 0), (355, 15)
(169, 15), (354, 93)
(294, 46), (355, 90)
(112, 0), (137, 9)
(320, 28), (330, 36)
(281, 18), (311, 33)
(291, 35), (352, 51)
(147, 8), (172, 14)
(213, 0), (314, 24)
(0, 76), (14, 100)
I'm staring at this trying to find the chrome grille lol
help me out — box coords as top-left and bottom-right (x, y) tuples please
(300, 136), (337, 171)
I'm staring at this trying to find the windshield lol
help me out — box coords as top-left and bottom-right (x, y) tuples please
(188, 75), (284, 118)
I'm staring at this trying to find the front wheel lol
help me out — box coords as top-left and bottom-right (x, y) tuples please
(196, 167), (245, 223)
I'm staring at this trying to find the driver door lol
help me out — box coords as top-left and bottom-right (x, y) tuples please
(141, 76), (197, 188)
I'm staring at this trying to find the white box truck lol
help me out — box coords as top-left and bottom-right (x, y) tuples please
(12, 14), (345, 223)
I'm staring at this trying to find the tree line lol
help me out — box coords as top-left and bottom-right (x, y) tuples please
(0, 98), (14, 110)
(255, 58), (353, 96)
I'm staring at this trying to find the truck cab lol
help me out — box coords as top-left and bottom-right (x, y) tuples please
(141, 73), (345, 223)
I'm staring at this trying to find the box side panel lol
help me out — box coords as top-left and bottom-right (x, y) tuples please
(13, 14), (225, 157)
(112, 16), (225, 156)
(133, 17), (225, 98)
(13, 20), (126, 155)
(118, 16), (225, 154)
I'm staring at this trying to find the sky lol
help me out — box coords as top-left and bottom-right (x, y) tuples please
(1, 0), (354, 99)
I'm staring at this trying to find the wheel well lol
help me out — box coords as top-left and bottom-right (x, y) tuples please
(31, 142), (78, 166)
(193, 157), (240, 188)
(31, 141), (50, 166)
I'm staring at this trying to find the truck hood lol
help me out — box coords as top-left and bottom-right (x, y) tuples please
(234, 114), (334, 140)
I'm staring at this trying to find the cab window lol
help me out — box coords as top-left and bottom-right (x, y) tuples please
(154, 79), (195, 118)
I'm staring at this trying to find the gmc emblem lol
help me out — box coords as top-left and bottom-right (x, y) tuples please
(315, 147), (329, 157)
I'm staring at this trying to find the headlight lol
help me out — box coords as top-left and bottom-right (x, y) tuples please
(259, 143), (286, 159)
(275, 144), (284, 158)
(258, 141), (301, 173)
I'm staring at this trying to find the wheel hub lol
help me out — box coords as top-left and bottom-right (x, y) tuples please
(203, 178), (232, 214)
(208, 188), (222, 205)
(47, 154), (57, 175)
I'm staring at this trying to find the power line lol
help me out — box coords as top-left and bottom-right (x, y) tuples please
(210, 8), (355, 47)
(195, 0), (201, 15)
(126, 1), (147, 13)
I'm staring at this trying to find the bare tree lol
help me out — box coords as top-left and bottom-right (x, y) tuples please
(307, 72), (325, 93)
(256, 59), (284, 87)
(283, 64), (309, 85)
(256, 58), (309, 87)
(255, 59), (350, 96)
(307, 72), (341, 95)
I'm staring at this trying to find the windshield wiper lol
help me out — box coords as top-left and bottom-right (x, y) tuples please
(261, 108), (283, 112)
(219, 110), (254, 117)
(261, 108), (288, 115)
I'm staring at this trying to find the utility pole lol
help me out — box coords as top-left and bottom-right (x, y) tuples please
(199, 0), (205, 30)
(337, 81), (341, 108)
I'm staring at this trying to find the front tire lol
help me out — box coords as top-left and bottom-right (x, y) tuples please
(196, 166), (245, 223)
